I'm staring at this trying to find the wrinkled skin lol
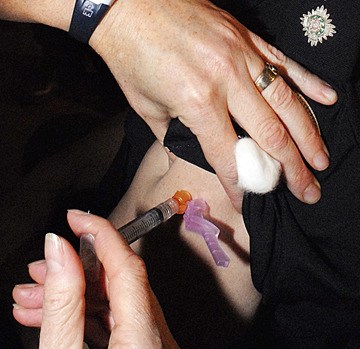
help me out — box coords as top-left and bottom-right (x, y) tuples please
(90, 0), (336, 208)
(13, 211), (178, 349)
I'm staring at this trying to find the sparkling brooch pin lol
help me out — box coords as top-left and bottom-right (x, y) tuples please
(300, 5), (336, 46)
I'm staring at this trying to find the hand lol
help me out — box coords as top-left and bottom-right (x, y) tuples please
(13, 210), (178, 349)
(90, 0), (337, 208)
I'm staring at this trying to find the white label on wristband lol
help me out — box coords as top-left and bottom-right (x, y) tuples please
(88, 0), (114, 5)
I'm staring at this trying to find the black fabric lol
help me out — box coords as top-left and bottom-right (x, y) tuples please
(240, 1), (360, 347)
(165, 1), (360, 347)
(164, 118), (214, 173)
(91, 109), (156, 216)
(164, 118), (248, 173)
(119, 0), (360, 347)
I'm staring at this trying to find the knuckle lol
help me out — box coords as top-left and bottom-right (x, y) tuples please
(127, 253), (148, 274)
(195, 27), (239, 76)
(267, 44), (287, 66)
(289, 166), (307, 185)
(44, 288), (78, 314)
(268, 80), (295, 113)
(183, 82), (214, 109)
(286, 165), (313, 194)
(298, 67), (313, 85)
(259, 120), (289, 151)
(117, 253), (149, 282)
(216, 155), (239, 185)
(301, 125), (320, 145)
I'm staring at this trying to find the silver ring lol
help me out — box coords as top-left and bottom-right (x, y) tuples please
(254, 63), (279, 92)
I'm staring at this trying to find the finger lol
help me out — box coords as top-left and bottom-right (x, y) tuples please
(250, 32), (338, 105)
(229, 70), (322, 204)
(261, 76), (330, 172)
(279, 55), (337, 105)
(67, 210), (135, 281)
(67, 210), (151, 311)
(39, 233), (85, 349)
(181, 108), (242, 210)
(28, 259), (47, 284)
(67, 210), (173, 347)
(12, 304), (42, 327)
(248, 33), (333, 195)
(79, 234), (111, 347)
(13, 283), (44, 309)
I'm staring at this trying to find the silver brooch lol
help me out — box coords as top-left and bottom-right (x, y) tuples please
(300, 5), (336, 46)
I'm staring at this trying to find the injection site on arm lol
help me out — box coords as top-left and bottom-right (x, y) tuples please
(118, 190), (192, 244)
(118, 191), (230, 267)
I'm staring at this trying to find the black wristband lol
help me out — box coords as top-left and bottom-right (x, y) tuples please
(69, 0), (113, 44)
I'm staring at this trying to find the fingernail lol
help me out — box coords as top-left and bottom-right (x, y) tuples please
(322, 83), (338, 101)
(45, 233), (65, 273)
(27, 259), (46, 268)
(303, 180), (321, 204)
(313, 150), (329, 170)
(15, 283), (39, 289)
(80, 234), (100, 278)
(67, 209), (91, 215)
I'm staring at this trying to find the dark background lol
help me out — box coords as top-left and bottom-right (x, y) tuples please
(0, 20), (129, 348)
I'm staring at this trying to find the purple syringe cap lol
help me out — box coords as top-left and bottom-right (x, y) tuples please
(184, 199), (230, 267)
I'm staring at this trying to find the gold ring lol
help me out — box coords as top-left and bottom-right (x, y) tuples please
(254, 63), (279, 92)
(295, 92), (321, 135)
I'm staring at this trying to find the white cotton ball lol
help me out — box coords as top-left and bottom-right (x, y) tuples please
(235, 138), (281, 194)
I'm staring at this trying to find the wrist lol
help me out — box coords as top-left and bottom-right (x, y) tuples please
(40, 0), (74, 31)
(1, 0), (74, 30)
(88, 0), (123, 53)
(69, 0), (115, 43)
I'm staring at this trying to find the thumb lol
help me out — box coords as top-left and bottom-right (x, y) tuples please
(67, 210), (179, 348)
(39, 233), (85, 349)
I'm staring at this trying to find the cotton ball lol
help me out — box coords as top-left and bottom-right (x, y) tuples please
(235, 138), (281, 194)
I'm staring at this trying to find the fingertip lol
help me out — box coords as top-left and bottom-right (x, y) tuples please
(320, 83), (338, 105)
(313, 150), (330, 171)
(28, 260), (47, 285)
(66, 210), (133, 272)
(13, 283), (42, 305)
(13, 302), (23, 310)
(289, 176), (322, 205)
(67, 209), (113, 237)
(13, 305), (42, 327)
(43, 233), (85, 292)
(66, 209), (96, 237)
(302, 179), (321, 204)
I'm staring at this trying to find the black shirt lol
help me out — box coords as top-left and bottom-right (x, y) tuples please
(125, 1), (360, 347)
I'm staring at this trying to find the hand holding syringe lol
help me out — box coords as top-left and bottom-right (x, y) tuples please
(81, 190), (229, 270)
(117, 191), (230, 267)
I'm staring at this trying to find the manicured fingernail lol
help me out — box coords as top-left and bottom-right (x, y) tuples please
(45, 233), (65, 273)
(67, 209), (91, 215)
(303, 180), (321, 204)
(15, 283), (39, 289)
(322, 83), (338, 101)
(27, 259), (46, 268)
(313, 150), (329, 170)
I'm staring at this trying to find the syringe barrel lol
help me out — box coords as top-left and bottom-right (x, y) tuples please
(119, 198), (179, 244)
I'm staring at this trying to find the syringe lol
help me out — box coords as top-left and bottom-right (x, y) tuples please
(118, 190), (192, 244)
